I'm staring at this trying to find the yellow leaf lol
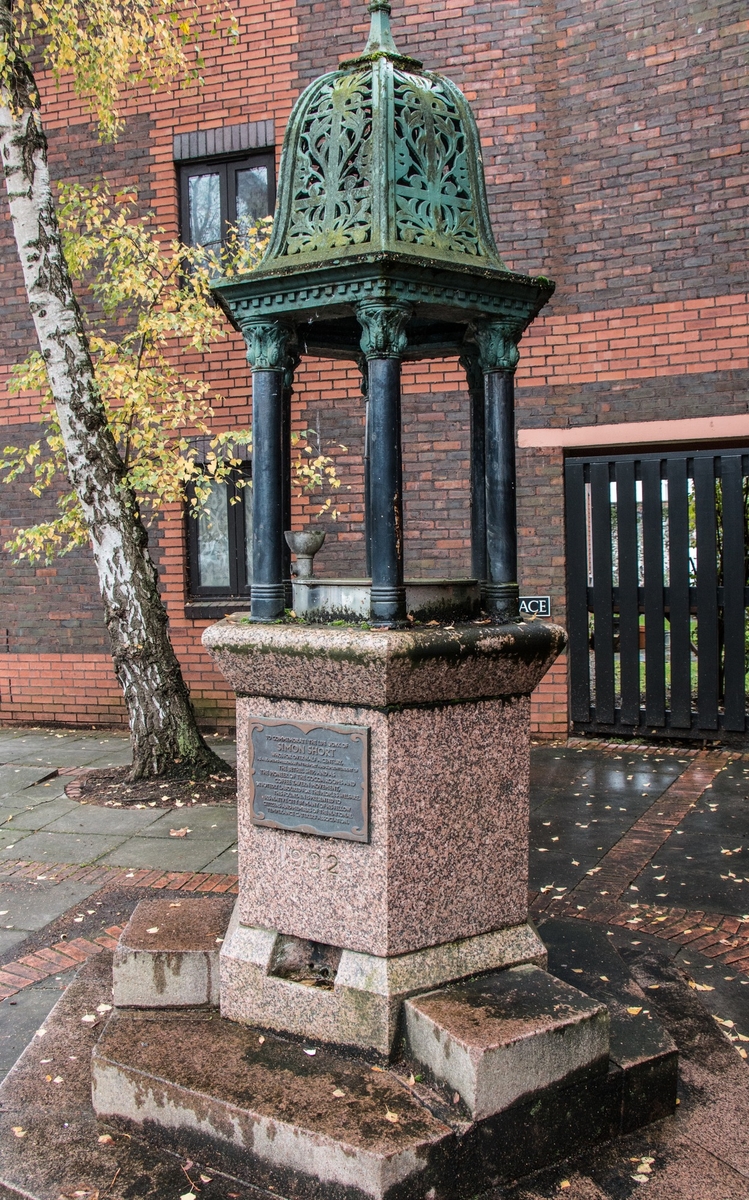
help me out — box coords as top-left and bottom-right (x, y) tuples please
(627, 1007), (642, 1016)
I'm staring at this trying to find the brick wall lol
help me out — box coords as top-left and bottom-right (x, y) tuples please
(1, 0), (747, 737)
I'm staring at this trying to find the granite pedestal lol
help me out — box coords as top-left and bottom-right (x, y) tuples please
(202, 618), (566, 1053)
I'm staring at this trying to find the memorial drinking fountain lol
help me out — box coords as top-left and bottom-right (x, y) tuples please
(83, 5), (678, 1196)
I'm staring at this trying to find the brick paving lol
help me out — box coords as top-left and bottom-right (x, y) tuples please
(531, 747), (749, 974)
(0, 859), (239, 1002)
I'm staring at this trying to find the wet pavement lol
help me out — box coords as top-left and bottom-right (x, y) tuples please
(0, 728), (748, 1197)
(0, 726), (238, 874)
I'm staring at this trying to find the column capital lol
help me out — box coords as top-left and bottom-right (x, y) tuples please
(239, 318), (295, 372)
(355, 353), (369, 397)
(356, 301), (412, 359)
(283, 340), (302, 394)
(472, 319), (525, 374)
(458, 345), (484, 396)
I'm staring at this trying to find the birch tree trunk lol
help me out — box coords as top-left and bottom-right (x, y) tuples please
(0, 20), (226, 780)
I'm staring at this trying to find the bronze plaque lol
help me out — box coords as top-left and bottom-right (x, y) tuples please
(248, 717), (369, 843)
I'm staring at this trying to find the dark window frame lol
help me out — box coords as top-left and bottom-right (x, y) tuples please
(186, 465), (253, 600)
(177, 150), (276, 252)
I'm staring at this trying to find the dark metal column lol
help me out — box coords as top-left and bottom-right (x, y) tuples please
(282, 346), (301, 607)
(460, 348), (487, 583)
(474, 320), (524, 623)
(281, 383), (292, 605)
(240, 319), (294, 622)
(356, 301), (412, 625)
(356, 355), (372, 579)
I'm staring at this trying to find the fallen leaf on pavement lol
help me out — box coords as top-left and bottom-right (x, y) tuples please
(169, 828), (191, 838)
(384, 1109), (399, 1123)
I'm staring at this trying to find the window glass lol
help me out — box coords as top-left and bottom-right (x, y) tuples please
(188, 173), (222, 251)
(197, 480), (230, 587)
(235, 166), (269, 242)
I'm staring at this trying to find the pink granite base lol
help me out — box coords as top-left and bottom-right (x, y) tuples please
(234, 693), (530, 958)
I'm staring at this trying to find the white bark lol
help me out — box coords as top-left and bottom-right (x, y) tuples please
(0, 37), (222, 779)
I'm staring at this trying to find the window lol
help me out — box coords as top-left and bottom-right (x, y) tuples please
(179, 152), (275, 254)
(186, 467), (253, 602)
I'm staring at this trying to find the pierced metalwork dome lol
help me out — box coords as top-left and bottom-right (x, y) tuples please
(212, 0), (556, 628)
(262, 0), (503, 272)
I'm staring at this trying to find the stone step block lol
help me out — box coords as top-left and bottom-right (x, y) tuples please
(220, 908), (547, 1055)
(92, 1008), (453, 1200)
(540, 916), (678, 1131)
(403, 963), (610, 1120)
(112, 896), (235, 1008)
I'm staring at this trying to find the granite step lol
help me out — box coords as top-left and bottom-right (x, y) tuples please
(538, 915), (678, 1131)
(403, 963), (610, 1120)
(112, 895), (235, 1008)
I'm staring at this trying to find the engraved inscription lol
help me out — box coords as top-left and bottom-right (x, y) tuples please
(248, 718), (369, 843)
(279, 843), (340, 876)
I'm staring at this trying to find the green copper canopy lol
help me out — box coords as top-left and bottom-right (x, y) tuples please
(262, 0), (503, 271)
(213, 1), (554, 362)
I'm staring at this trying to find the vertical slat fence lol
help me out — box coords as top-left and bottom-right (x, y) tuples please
(565, 448), (748, 739)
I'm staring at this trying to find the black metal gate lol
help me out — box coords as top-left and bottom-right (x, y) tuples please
(565, 449), (749, 738)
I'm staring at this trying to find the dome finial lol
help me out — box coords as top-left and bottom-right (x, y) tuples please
(364, 0), (399, 56)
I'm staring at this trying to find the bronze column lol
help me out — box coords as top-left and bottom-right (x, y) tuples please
(240, 319), (294, 622)
(474, 320), (524, 623)
(356, 301), (412, 625)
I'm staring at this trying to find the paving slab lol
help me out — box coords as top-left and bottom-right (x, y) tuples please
(0, 929), (29, 956)
(623, 947), (749, 1180)
(134, 805), (237, 838)
(40, 804), (164, 836)
(14, 779), (69, 804)
(631, 758), (749, 916)
(0, 828), (32, 856)
(0, 968), (77, 1083)
(200, 845), (240, 873)
(529, 751), (689, 895)
(673, 945), (749, 1042)
(99, 834), (237, 872)
(0, 766), (58, 797)
(0, 830), (128, 865)
(2, 797), (82, 830)
(0, 734), (97, 768)
(0, 877), (107, 937)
